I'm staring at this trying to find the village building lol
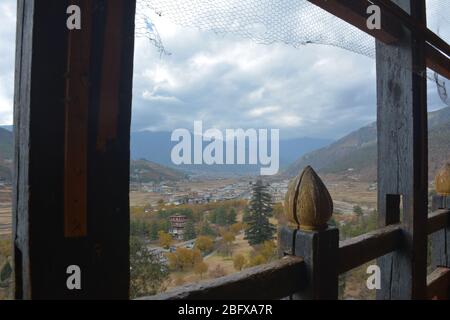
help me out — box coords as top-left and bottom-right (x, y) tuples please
(169, 215), (188, 240)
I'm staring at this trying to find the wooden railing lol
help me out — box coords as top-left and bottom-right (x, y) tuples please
(141, 207), (450, 301)
(142, 256), (305, 300)
(140, 1), (450, 301)
(140, 166), (450, 300)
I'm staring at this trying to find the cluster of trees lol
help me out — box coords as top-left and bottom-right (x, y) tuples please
(198, 221), (217, 237)
(128, 183), (280, 293)
(232, 240), (277, 271)
(158, 231), (173, 249)
(195, 236), (214, 254)
(129, 236), (169, 299)
(131, 202), (246, 244)
(166, 247), (209, 279)
(209, 207), (237, 226)
(130, 219), (169, 240)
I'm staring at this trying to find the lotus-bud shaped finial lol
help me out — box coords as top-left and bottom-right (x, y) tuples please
(436, 162), (450, 196)
(284, 166), (333, 231)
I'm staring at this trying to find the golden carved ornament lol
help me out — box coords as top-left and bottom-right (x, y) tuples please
(435, 163), (450, 196)
(284, 166), (333, 231)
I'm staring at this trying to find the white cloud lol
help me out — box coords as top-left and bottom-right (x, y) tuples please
(0, 0), (16, 125)
(0, 1), (448, 141)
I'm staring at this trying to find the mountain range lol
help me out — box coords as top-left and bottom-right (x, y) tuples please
(0, 128), (184, 183)
(130, 159), (186, 183)
(2, 107), (449, 182)
(131, 131), (332, 176)
(284, 107), (450, 181)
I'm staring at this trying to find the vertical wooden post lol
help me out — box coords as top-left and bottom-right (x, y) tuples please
(292, 228), (339, 300)
(376, 0), (428, 299)
(282, 166), (339, 299)
(13, 0), (136, 299)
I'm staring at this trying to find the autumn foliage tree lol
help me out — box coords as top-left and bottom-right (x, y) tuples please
(194, 261), (208, 279)
(233, 254), (247, 271)
(167, 248), (203, 271)
(219, 230), (236, 256)
(158, 231), (173, 249)
(195, 236), (214, 253)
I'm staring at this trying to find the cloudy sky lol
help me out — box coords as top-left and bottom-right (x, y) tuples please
(0, 0), (448, 140)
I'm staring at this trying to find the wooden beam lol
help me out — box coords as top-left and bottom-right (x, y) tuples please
(307, 0), (450, 79)
(140, 256), (305, 300)
(426, 44), (450, 80)
(13, 0), (136, 299)
(427, 268), (450, 300)
(338, 225), (401, 274)
(292, 227), (339, 300)
(376, 0), (428, 300)
(427, 209), (449, 235)
(307, 0), (402, 44)
(373, 0), (450, 58)
(64, 0), (92, 238)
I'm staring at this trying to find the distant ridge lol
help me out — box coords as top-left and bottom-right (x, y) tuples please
(130, 159), (187, 183)
(131, 130), (332, 176)
(0, 128), (187, 183)
(284, 107), (450, 181)
(0, 128), (13, 181)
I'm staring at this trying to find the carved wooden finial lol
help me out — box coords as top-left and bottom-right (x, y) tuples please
(435, 163), (450, 196)
(284, 166), (333, 231)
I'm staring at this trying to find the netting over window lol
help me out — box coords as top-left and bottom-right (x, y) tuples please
(135, 0), (449, 105)
(135, 0), (376, 57)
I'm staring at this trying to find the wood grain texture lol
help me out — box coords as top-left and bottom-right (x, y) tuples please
(426, 44), (450, 80)
(427, 209), (449, 235)
(13, 0), (136, 299)
(278, 226), (296, 256)
(292, 227), (339, 300)
(64, 0), (92, 238)
(140, 256), (305, 300)
(427, 267), (450, 300)
(307, 0), (449, 78)
(376, 0), (428, 300)
(338, 224), (401, 274)
(307, 0), (402, 44)
(373, 0), (450, 58)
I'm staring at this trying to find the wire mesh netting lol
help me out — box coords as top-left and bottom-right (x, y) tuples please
(135, 0), (449, 105)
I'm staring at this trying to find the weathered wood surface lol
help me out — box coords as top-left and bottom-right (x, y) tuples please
(278, 226), (296, 256)
(426, 43), (450, 80)
(427, 268), (450, 300)
(338, 224), (401, 274)
(376, 0), (428, 300)
(140, 256), (305, 300)
(427, 209), (449, 235)
(292, 227), (339, 300)
(307, 0), (449, 79)
(13, 0), (136, 299)
(431, 196), (450, 270)
(307, 0), (402, 44)
(64, 0), (92, 238)
(373, 0), (450, 58)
